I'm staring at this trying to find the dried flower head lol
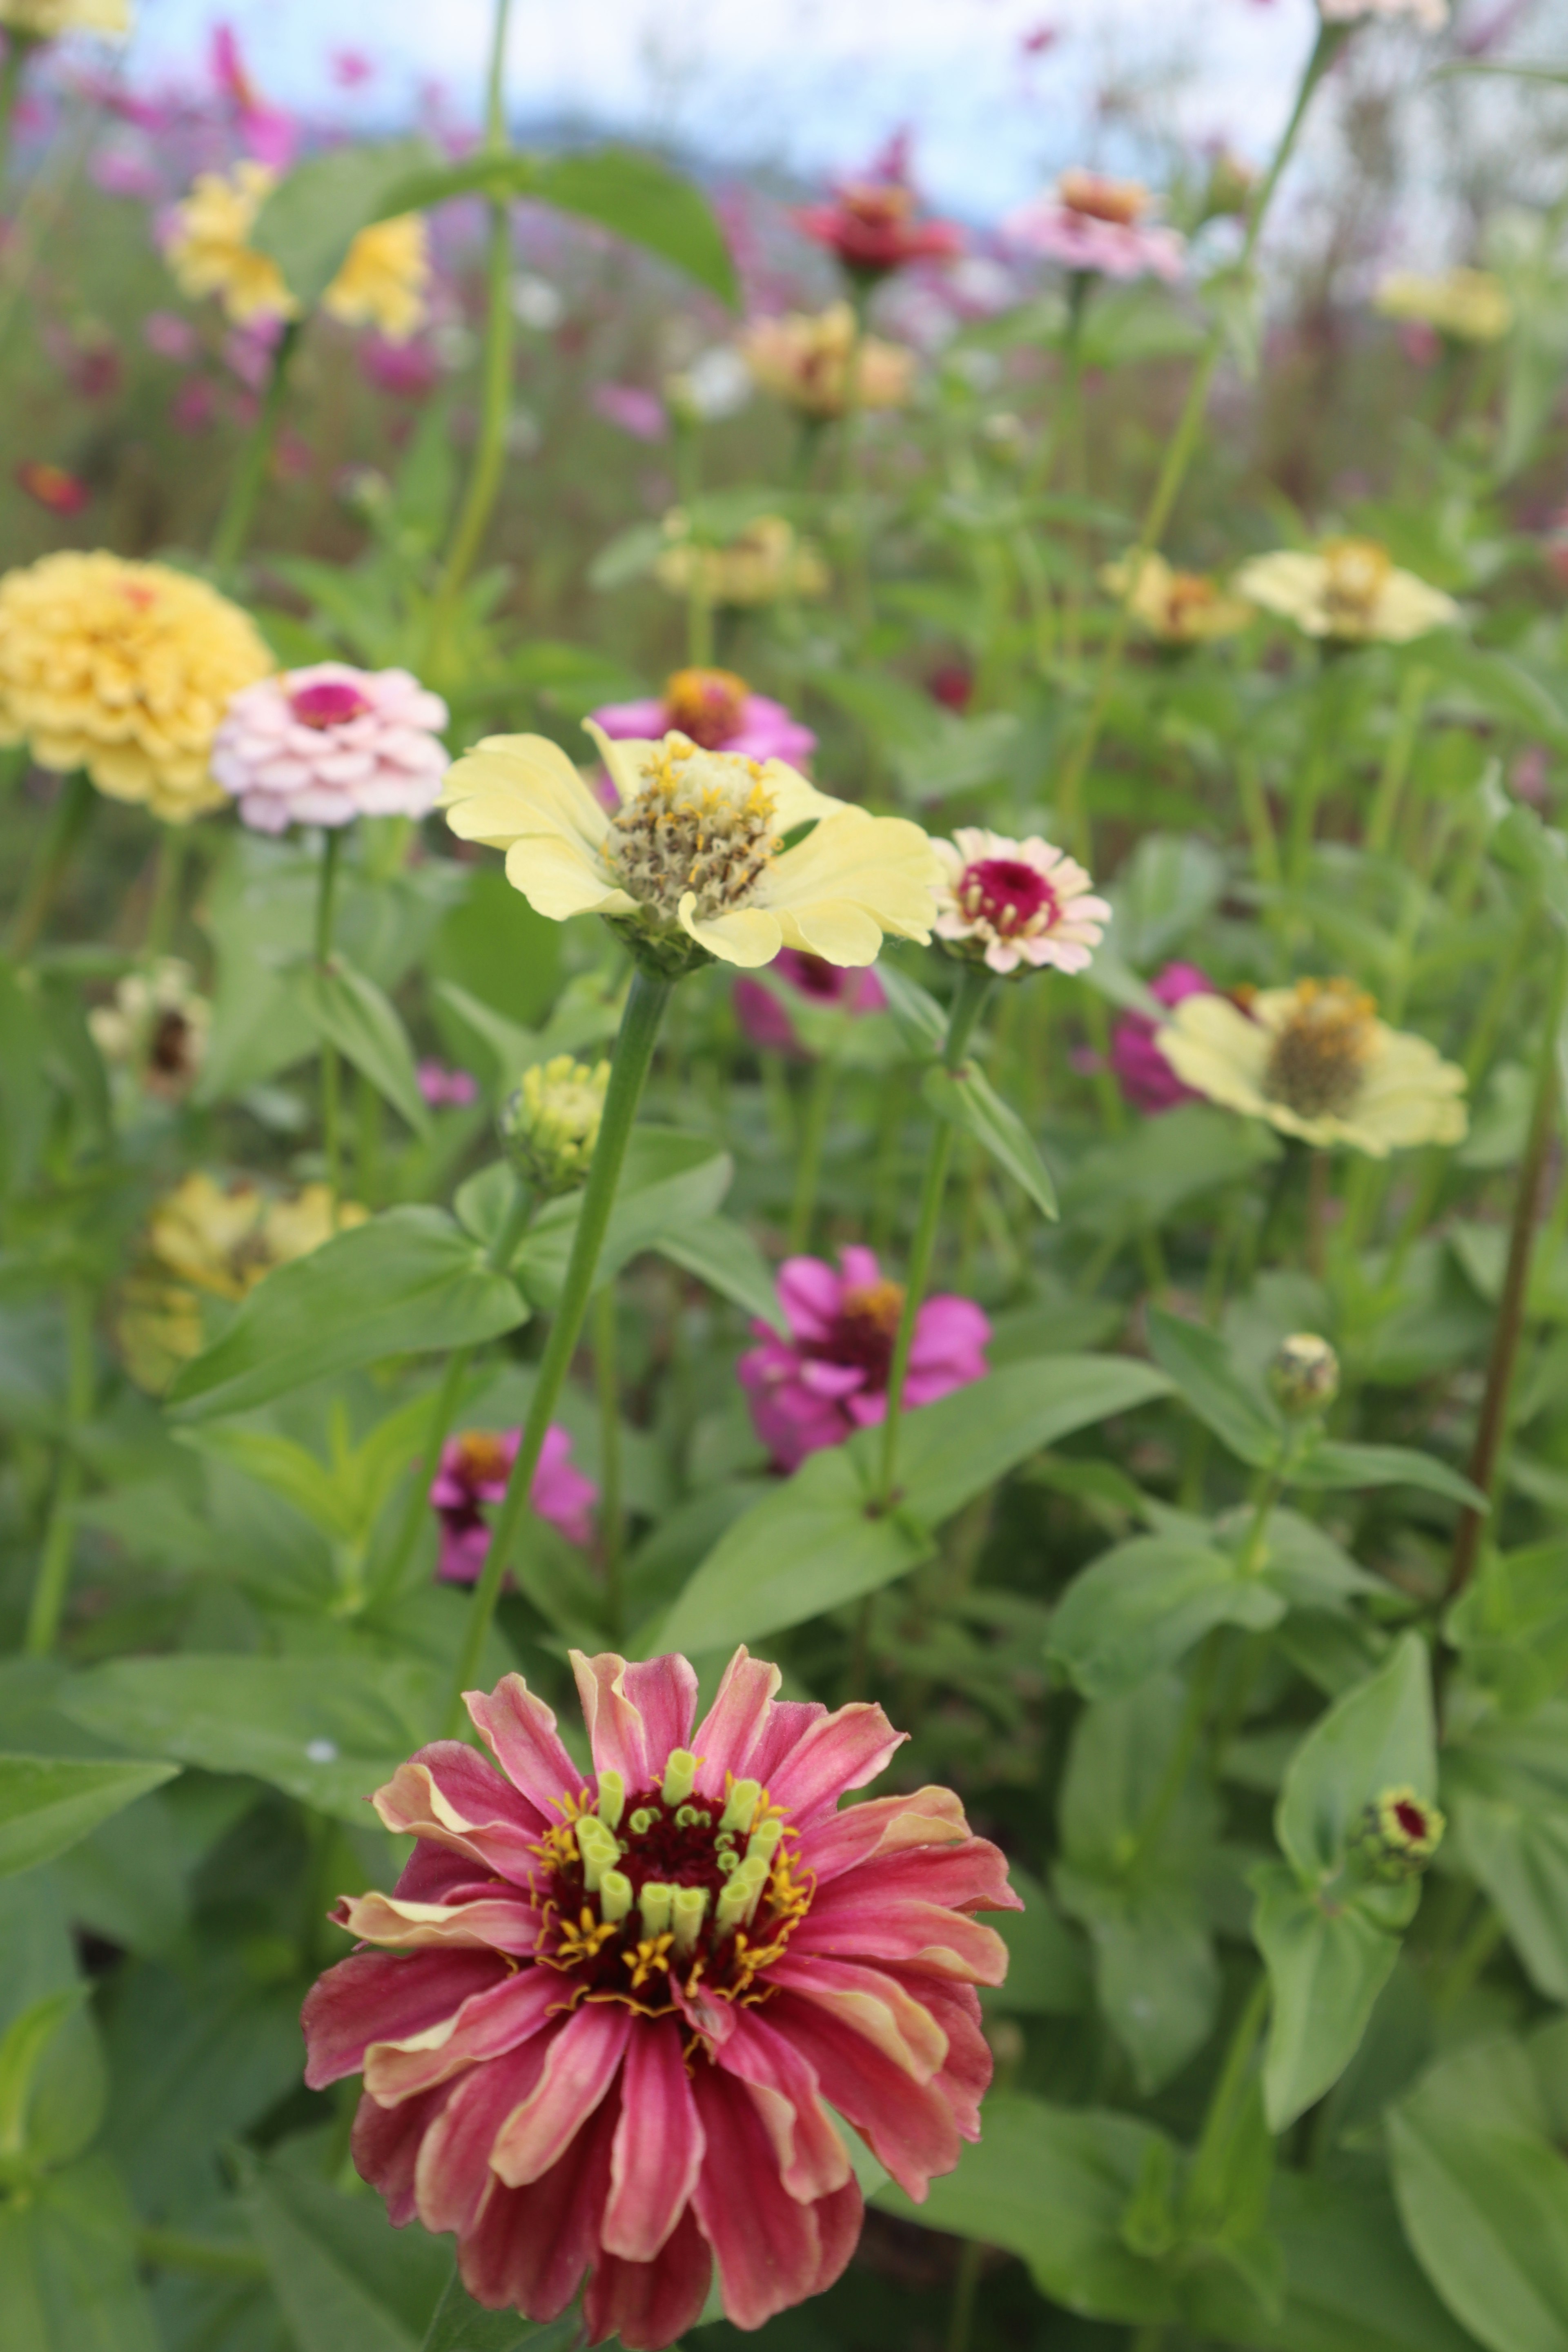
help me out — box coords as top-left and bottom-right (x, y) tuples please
(88, 958), (209, 1099)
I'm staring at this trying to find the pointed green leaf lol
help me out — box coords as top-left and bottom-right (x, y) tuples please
(1276, 1633), (1438, 1883)
(249, 139), (441, 308)
(1291, 1439), (1487, 1512)
(653, 1215), (788, 1334)
(0, 1756), (179, 1882)
(1253, 1860), (1412, 2132)
(301, 960), (431, 1138)
(1049, 1537), (1284, 1702)
(924, 1060), (1058, 1219)
(1147, 1305), (1284, 1468)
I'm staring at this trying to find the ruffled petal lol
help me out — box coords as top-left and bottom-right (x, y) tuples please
(715, 2007), (852, 2203)
(764, 1700), (906, 1822)
(570, 1650), (699, 1787)
(765, 1954), (948, 2080)
(803, 1787), (971, 1886)
(585, 2205), (712, 2352)
(442, 732), (611, 852)
(302, 1948), (503, 2089)
(602, 2016), (705, 2260)
(503, 836), (637, 922)
(691, 2065), (831, 2331)
(413, 2031), (557, 2234)
(465, 1674), (584, 1818)
(371, 1743), (547, 1875)
(678, 898), (786, 969)
(791, 1889), (1010, 1983)
(352, 2082), (452, 2227)
(763, 1985), (960, 2201)
(331, 1889), (540, 1954)
(759, 811), (940, 957)
(363, 1964), (562, 2104)
(459, 2088), (619, 2320)
(490, 2001), (633, 2187)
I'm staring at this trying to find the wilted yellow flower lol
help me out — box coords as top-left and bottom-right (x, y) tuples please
(1159, 978), (1467, 1156)
(654, 511), (829, 607)
(443, 722), (940, 975)
(88, 958), (209, 1098)
(741, 303), (915, 420)
(0, 0), (128, 30)
(0, 552), (274, 823)
(1101, 552), (1254, 644)
(118, 1173), (367, 1391)
(1234, 539), (1458, 645)
(501, 1054), (610, 1194)
(167, 164), (429, 341)
(1374, 267), (1512, 345)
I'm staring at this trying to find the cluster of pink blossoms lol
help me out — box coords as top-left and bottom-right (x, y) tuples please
(303, 1646), (1017, 2348)
(1111, 962), (1218, 1112)
(212, 662), (449, 833)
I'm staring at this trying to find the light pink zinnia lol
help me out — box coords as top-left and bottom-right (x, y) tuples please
(1110, 961), (1216, 1114)
(733, 948), (886, 1059)
(738, 1246), (989, 1472)
(590, 665), (815, 768)
(430, 1427), (597, 1580)
(1006, 170), (1185, 284)
(933, 827), (1109, 977)
(302, 1646), (1017, 2348)
(212, 663), (449, 833)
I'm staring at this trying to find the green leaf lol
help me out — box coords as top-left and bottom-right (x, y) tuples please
(1452, 1792), (1568, 2003)
(924, 1061), (1058, 1219)
(1057, 1866), (1221, 2094)
(1291, 1439), (1487, 1512)
(0, 1986), (89, 2167)
(0, 2154), (160, 2352)
(301, 960), (431, 1138)
(1252, 1861), (1412, 2133)
(1389, 2032), (1568, 2352)
(652, 1215), (788, 1334)
(1049, 1536), (1284, 1702)
(250, 139), (439, 308)
(875, 2093), (1178, 2324)
(167, 1207), (526, 1422)
(1147, 1305), (1284, 1468)
(512, 1130), (733, 1310)
(245, 2155), (450, 2352)
(421, 2268), (580, 2352)
(1275, 1633), (1438, 1884)
(0, 1756), (179, 1881)
(874, 960), (947, 1055)
(984, 1864), (1091, 2017)
(60, 1655), (432, 1823)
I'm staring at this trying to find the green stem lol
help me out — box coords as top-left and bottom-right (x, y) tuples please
(945, 2238), (984, 2352)
(1128, 1631), (1221, 1873)
(428, 0), (517, 666)
(6, 770), (94, 960)
(0, 33), (34, 194)
(209, 320), (300, 576)
(315, 829), (344, 1216)
(1448, 928), (1568, 1596)
(787, 1056), (836, 1253)
(1237, 755), (1281, 897)
(442, 966), (673, 1731)
(137, 2230), (269, 2283)
(876, 966), (993, 1508)
(142, 824), (187, 961)
(1183, 1969), (1271, 2228)
(595, 1283), (624, 1642)
(25, 1282), (94, 1655)
(837, 280), (872, 644)
(1365, 663), (1430, 859)
(1054, 24), (1343, 851)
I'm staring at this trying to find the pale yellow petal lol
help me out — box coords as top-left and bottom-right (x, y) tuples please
(1370, 572), (1460, 642)
(755, 759), (847, 830)
(678, 899), (785, 967)
(504, 837), (636, 922)
(757, 811), (940, 955)
(775, 900), (886, 964)
(442, 734), (611, 856)
(1157, 996), (1272, 1113)
(582, 720), (646, 807)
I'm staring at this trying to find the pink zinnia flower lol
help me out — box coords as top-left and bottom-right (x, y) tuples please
(738, 1246), (989, 1472)
(430, 1426), (597, 1580)
(733, 948), (886, 1059)
(1006, 171), (1185, 284)
(16, 461), (91, 516)
(417, 1059), (480, 1110)
(590, 665), (815, 768)
(933, 827), (1109, 977)
(590, 383), (669, 442)
(144, 310), (200, 364)
(1110, 961), (1216, 1113)
(301, 1646), (1018, 2347)
(795, 180), (963, 282)
(212, 663), (450, 834)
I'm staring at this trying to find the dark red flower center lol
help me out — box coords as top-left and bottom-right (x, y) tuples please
(789, 954), (841, 1000)
(291, 679), (371, 728)
(452, 1429), (513, 1489)
(664, 666), (749, 750)
(1393, 1797), (1430, 1842)
(958, 856), (1058, 938)
(811, 1278), (905, 1392)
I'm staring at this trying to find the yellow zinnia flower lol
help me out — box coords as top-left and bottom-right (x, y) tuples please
(1234, 539), (1458, 645)
(442, 722), (941, 973)
(0, 0), (128, 31)
(654, 512), (829, 607)
(1100, 551), (1254, 645)
(741, 303), (915, 420)
(167, 163), (430, 341)
(0, 552), (274, 823)
(1375, 267), (1512, 345)
(1158, 978), (1467, 1157)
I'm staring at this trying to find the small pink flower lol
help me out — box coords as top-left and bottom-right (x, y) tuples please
(169, 376), (218, 435)
(739, 1246), (989, 1472)
(1110, 962), (1216, 1113)
(1006, 172), (1185, 283)
(734, 949), (886, 1059)
(331, 48), (376, 86)
(933, 826), (1110, 977)
(211, 22), (298, 172)
(212, 662), (450, 833)
(590, 666), (815, 768)
(302, 1645), (1018, 2347)
(430, 1426), (597, 1580)
(795, 179), (963, 281)
(418, 1060), (480, 1109)
(144, 310), (200, 364)
(591, 383), (669, 442)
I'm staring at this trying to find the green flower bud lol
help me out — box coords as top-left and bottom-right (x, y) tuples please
(499, 1054), (610, 1196)
(1268, 1332), (1340, 1418)
(1349, 1785), (1445, 1883)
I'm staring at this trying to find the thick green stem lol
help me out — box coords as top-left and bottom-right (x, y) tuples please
(143, 824), (188, 960)
(595, 1284), (625, 1641)
(138, 2230), (269, 2282)
(315, 829), (344, 1216)
(1448, 929), (1568, 1595)
(25, 1282), (95, 1655)
(442, 966), (673, 1731)
(6, 770), (94, 960)
(209, 321), (300, 575)
(876, 967), (993, 1507)
(787, 1056), (836, 1253)
(1054, 25), (1343, 849)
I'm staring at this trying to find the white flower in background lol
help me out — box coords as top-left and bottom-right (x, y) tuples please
(666, 346), (753, 423)
(933, 828), (1109, 976)
(1235, 539), (1459, 644)
(510, 273), (564, 330)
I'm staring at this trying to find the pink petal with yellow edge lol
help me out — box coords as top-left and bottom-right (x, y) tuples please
(352, 2082), (452, 2227)
(818, 1839), (1023, 1918)
(301, 1947), (503, 2089)
(762, 1700), (906, 1822)
(803, 1787), (971, 1885)
(792, 1891), (1009, 1983)
(585, 2206), (713, 2352)
(601, 2016), (705, 2261)
(690, 2065), (835, 2332)
(715, 2007), (852, 2203)
(764, 1987), (961, 2201)
(807, 2176), (866, 2298)
(389, 1841), (480, 1906)
(489, 2000), (633, 2186)
(459, 2091), (618, 2320)
(464, 1673), (583, 1818)
(371, 1743), (546, 1875)
(363, 1964), (562, 2104)
(331, 1889), (539, 1953)
(889, 1971), (991, 2140)
(569, 1650), (698, 1786)
(765, 1953), (948, 2080)
(414, 2031), (557, 2234)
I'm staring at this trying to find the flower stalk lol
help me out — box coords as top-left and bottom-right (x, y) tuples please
(314, 827), (344, 1214)
(0, 32), (36, 196)
(25, 1280), (95, 1655)
(6, 770), (94, 960)
(209, 319), (300, 577)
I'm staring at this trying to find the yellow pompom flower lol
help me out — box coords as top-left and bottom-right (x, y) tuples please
(1158, 978), (1467, 1157)
(741, 303), (915, 420)
(117, 1173), (368, 1392)
(1101, 551), (1254, 645)
(0, 552), (274, 824)
(442, 722), (941, 975)
(167, 163), (430, 341)
(1375, 266), (1512, 345)
(1234, 538), (1458, 645)
(653, 511), (829, 607)
(0, 0), (128, 31)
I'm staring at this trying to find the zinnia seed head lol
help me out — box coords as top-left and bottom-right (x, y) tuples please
(1262, 979), (1376, 1120)
(606, 739), (780, 924)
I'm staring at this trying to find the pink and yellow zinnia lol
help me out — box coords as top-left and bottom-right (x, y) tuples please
(303, 1647), (1017, 2347)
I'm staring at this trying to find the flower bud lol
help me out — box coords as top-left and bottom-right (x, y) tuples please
(499, 1055), (610, 1196)
(1267, 1332), (1340, 1418)
(1349, 1786), (1445, 1884)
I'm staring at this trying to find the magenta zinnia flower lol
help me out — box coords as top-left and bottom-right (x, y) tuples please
(430, 1427), (597, 1580)
(212, 663), (449, 834)
(733, 948), (886, 1059)
(1110, 961), (1216, 1114)
(794, 180), (964, 282)
(738, 1247), (989, 1472)
(590, 665), (815, 768)
(302, 1647), (1017, 2347)
(933, 827), (1109, 978)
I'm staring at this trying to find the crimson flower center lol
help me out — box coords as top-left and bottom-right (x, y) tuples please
(291, 680), (372, 728)
(663, 666), (750, 750)
(958, 856), (1058, 938)
(1393, 1798), (1429, 1841)
(813, 1278), (906, 1391)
